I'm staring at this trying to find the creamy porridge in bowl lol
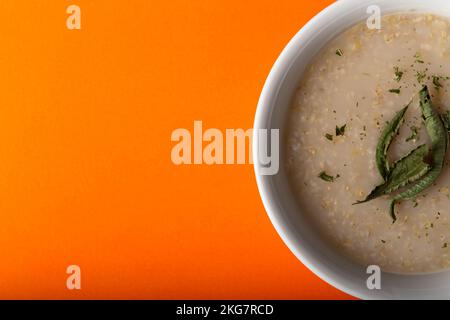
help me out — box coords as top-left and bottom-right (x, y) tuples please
(286, 13), (450, 274)
(254, 0), (450, 299)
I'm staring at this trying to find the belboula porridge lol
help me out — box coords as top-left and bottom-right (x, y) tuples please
(286, 13), (450, 273)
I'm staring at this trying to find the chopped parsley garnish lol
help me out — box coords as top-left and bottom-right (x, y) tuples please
(335, 124), (346, 136)
(318, 171), (336, 182)
(394, 67), (404, 82)
(335, 49), (344, 57)
(389, 88), (401, 94)
(433, 75), (443, 90)
(416, 71), (427, 83)
(325, 133), (333, 141)
(414, 52), (424, 64)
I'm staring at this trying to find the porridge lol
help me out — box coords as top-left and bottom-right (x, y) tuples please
(286, 13), (450, 273)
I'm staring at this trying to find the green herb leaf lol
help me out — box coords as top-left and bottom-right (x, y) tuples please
(355, 144), (431, 204)
(433, 76), (443, 91)
(325, 133), (333, 141)
(394, 67), (404, 82)
(318, 171), (335, 182)
(389, 200), (397, 222)
(335, 49), (343, 57)
(390, 86), (449, 219)
(355, 87), (450, 222)
(416, 71), (426, 83)
(335, 124), (346, 136)
(389, 89), (401, 94)
(414, 52), (424, 64)
(375, 104), (410, 180)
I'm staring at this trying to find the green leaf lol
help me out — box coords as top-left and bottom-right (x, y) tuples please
(433, 75), (443, 91)
(355, 144), (431, 204)
(389, 200), (397, 222)
(390, 86), (449, 218)
(318, 171), (335, 182)
(414, 52), (424, 64)
(394, 67), (404, 82)
(416, 71), (426, 83)
(354, 87), (450, 222)
(375, 104), (410, 180)
(335, 124), (346, 136)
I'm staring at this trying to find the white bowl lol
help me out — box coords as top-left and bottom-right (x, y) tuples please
(253, 0), (450, 300)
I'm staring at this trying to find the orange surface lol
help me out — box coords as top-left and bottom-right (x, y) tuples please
(0, 0), (352, 299)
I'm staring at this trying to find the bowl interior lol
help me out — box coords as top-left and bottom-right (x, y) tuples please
(254, 0), (450, 299)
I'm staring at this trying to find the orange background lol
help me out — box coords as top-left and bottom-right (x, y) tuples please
(0, 0), (352, 299)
